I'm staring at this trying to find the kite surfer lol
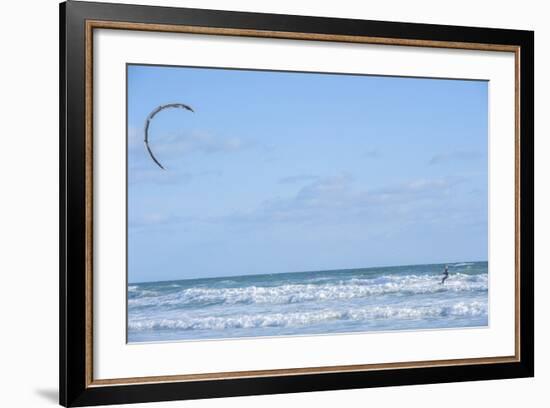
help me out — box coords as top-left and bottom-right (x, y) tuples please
(440, 265), (449, 285)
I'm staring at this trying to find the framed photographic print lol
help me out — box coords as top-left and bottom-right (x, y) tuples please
(59, 1), (534, 406)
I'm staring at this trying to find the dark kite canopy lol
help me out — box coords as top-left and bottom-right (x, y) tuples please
(144, 103), (194, 169)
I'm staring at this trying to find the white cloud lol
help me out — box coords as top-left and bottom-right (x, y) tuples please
(129, 213), (181, 229)
(129, 167), (222, 186)
(278, 175), (319, 184)
(295, 174), (353, 204)
(362, 149), (380, 158)
(428, 150), (482, 165)
(215, 174), (465, 228)
(151, 131), (250, 156)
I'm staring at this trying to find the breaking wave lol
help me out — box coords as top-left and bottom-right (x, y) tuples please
(128, 301), (487, 332)
(129, 273), (487, 309)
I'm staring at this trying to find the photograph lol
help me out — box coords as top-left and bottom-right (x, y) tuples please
(56, 2), (534, 405)
(126, 64), (489, 343)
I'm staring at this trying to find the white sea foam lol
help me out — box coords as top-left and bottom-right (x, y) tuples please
(128, 301), (487, 332)
(128, 273), (488, 308)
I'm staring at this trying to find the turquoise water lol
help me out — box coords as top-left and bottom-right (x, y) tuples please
(127, 261), (488, 342)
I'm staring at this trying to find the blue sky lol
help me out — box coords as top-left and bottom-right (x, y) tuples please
(127, 64), (488, 283)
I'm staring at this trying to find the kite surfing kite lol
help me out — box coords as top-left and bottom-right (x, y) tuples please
(144, 103), (194, 169)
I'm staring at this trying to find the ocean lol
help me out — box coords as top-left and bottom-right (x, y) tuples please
(127, 261), (488, 343)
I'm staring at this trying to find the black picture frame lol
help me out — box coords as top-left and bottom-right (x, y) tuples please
(60, 1), (534, 406)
